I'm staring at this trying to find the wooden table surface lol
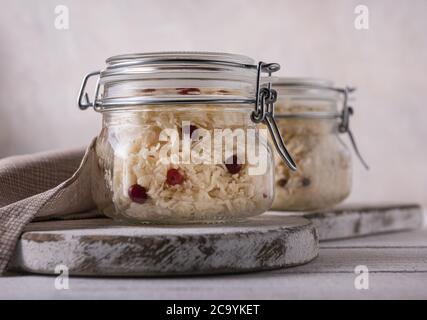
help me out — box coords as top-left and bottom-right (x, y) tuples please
(1, 227), (427, 300)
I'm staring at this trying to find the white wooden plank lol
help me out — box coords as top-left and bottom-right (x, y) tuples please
(321, 229), (427, 248)
(4, 227), (427, 299)
(270, 204), (424, 241)
(276, 248), (427, 273)
(1, 272), (426, 299)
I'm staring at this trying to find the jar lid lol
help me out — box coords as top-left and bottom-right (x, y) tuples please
(77, 52), (297, 171)
(78, 52), (280, 110)
(273, 77), (334, 88)
(272, 77), (348, 101)
(104, 51), (257, 73)
(102, 52), (259, 82)
(273, 77), (369, 169)
(271, 77), (356, 118)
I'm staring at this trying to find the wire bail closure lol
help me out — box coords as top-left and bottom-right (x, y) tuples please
(251, 62), (297, 171)
(337, 87), (369, 170)
(78, 71), (100, 110)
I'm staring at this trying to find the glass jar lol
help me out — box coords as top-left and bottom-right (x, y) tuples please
(271, 78), (367, 211)
(78, 52), (296, 224)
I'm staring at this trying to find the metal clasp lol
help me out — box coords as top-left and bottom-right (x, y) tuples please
(78, 71), (101, 110)
(338, 87), (369, 170)
(252, 62), (297, 171)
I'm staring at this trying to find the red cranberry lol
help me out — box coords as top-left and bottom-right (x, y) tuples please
(277, 178), (288, 188)
(225, 155), (242, 174)
(177, 88), (201, 95)
(217, 89), (230, 94)
(167, 168), (185, 186)
(128, 184), (148, 204)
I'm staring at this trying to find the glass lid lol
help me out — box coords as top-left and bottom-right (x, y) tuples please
(78, 52), (269, 109)
(77, 52), (298, 170)
(106, 51), (256, 68)
(101, 52), (258, 79)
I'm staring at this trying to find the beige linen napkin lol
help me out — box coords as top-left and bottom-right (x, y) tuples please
(0, 139), (98, 274)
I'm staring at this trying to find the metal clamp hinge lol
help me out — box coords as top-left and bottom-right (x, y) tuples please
(338, 87), (369, 170)
(251, 62), (297, 171)
(78, 71), (101, 110)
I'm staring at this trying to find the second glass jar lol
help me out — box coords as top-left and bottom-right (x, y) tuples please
(271, 78), (353, 211)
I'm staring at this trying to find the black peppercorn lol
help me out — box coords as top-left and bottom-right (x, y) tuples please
(302, 177), (311, 187)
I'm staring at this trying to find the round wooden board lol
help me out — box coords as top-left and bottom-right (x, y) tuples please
(11, 214), (318, 276)
(270, 204), (424, 241)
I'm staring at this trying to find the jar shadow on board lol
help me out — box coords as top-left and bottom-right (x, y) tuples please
(78, 52), (295, 224)
(270, 78), (357, 212)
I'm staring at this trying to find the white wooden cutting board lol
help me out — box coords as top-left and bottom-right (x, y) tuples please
(271, 203), (423, 240)
(10, 214), (319, 276)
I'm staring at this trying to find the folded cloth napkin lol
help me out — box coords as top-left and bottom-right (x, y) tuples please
(0, 139), (98, 274)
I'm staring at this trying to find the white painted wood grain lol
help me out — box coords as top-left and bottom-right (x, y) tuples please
(3, 211), (426, 299)
(1, 272), (426, 300)
(271, 204), (424, 240)
(10, 215), (318, 276)
(3, 228), (427, 299)
(277, 248), (427, 273)
(321, 229), (427, 248)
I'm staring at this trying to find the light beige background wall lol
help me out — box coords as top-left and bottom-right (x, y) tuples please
(0, 0), (426, 207)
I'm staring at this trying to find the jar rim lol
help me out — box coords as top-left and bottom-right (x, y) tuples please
(273, 77), (334, 88)
(272, 77), (355, 97)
